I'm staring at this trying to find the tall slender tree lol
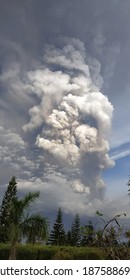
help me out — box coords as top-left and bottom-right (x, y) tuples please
(0, 176), (17, 242)
(49, 208), (66, 245)
(66, 230), (72, 246)
(71, 213), (81, 246)
(128, 180), (130, 193)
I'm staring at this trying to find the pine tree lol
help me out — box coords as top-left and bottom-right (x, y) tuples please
(0, 176), (17, 243)
(49, 208), (66, 245)
(71, 213), (81, 246)
(66, 230), (72, 246)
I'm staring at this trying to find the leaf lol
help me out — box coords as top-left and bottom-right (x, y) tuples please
(96, 210), (103, 216)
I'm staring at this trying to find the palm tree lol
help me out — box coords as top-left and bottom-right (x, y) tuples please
(9, 191), (48, 259)
(26, 213), (49, 245)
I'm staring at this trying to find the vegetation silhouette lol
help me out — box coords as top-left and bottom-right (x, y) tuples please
(0, 177), (130, 259)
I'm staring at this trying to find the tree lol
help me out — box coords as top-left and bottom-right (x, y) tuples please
(71, 213), (81, 246)
(49, 208), (66, 245)
(0, 176), (17, 243)
(128, 180), (130, 196)
(81, 221), (94, 246)
(9, 191), (49, 259)
(0, 176), (49, 259)
(66, 230), (72, 246)
(126, 180), (130, 246)
(26, 213), (49, 245)
(94, 211), (128, 259)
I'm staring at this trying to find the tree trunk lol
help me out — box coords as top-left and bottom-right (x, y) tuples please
(9, 243), (17, 260)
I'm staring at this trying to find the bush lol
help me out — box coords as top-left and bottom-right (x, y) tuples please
(36, 247), (58, 260)
(16, 245), (37, 260)
(52, 246), (104, 260)
(0, 244), (124, 260)
(16, 245), (58, 260)
(72, 247), (104, 260)
(53, 250), (73, 260)
(0, 244), (10, 260)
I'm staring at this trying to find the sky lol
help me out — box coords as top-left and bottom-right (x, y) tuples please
(0, 0), (130, 228)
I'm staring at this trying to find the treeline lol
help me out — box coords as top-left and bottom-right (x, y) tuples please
(48, 208), (94, 247)
(48, 208), (129, 250)
(0, 176), (130, 259)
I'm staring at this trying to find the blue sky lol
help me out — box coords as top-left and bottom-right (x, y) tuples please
(0, 0), (130, 226)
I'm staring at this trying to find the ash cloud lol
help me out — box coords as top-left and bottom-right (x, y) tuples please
(23, 38), (114, 200)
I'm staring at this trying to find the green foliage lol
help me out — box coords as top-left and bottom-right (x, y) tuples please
(0, 177), (49, 259)
(0, 244), (105, 260)
(0, 176), (17, 243)
(0, 177), (130, 260)
(94, 211), (129, 259)
(96, 210), (103, 217)
(72, 246), (103, 260)
(128, 180), (130, 200)
(9, 192), (40, 241)
(26, 213), (49, 245)
(0, 244), (10, 259)
(66, 230), (72, 246)
(9, 191), (49, 259)
(71, 213), (81, 246)
(81, 221), (94, 246)
(52, 249), (73, 260)
(49, 208), (66, 245)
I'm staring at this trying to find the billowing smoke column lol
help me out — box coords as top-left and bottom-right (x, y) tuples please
(23, 38), (114, 200)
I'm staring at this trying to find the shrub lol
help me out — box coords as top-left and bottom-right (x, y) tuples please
(0, 244), (126, 260)
(0, 244), (10, 260)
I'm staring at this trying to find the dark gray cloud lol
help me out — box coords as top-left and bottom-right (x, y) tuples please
(1, 0), (130, 95)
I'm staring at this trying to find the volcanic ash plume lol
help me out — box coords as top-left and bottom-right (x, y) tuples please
(23, 38), (114, 200)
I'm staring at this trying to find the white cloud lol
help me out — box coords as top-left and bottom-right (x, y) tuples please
(16, 174), (130, 219)
(23, 38), (114, 202)
(111, 150), (130, 161)
(0, 0), (130, 221)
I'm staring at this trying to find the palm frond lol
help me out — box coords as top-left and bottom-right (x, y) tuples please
(23, 213), (49, 243)
(20, 192), (40, 209)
